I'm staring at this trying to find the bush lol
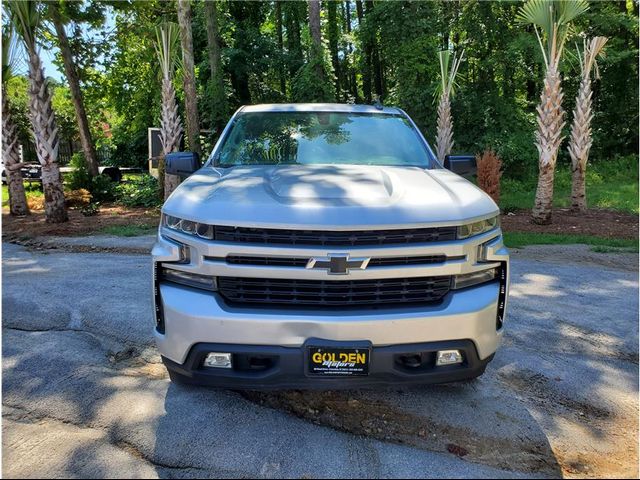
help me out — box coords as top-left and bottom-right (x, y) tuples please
(66, 152), (116, 202)
(477, 150), (502, 204)
(115, 174), (162, 208)
(67, 153), (93, 191)
(65, 189), (92, 208)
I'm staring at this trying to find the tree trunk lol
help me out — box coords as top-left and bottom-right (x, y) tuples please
(308, 0), (322, 50)
(26, 50), (67, 223)
(345, 0), (359, 102)
(284, 2), (304, 78)
(160, 76), (183, 200)
(531, 62), (565, 224)
(2, 91), (30, 216)
(327, 0), (341, 99)
(571, 162), (586, 212)
(435, 94), (453, 162)
(355, 0), (372, 103)
(568, 75), (593, 212)
(204, 0), (226, 133)
(205, 1), (223, 87)
(532, 161), (555, 224)
(308, 0), (324, 79)
(50, 6), (99, 178)
(365, 1), (383, 100)
(177, 0), (201, 157)
(275, 1), (286, 96)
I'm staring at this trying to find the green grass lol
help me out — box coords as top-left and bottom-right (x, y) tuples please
(2, 183), (43, 207)
(99, 225), (156, 237)
(503, 231), (639, 251)
(500, 156), (639, 214)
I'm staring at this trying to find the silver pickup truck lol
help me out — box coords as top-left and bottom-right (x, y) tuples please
(152, 103), (509, 389)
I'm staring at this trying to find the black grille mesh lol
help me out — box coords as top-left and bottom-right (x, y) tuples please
(224, 255), (449, 267)
(217, 276), (452, 307)
(214, 225), (457, 246)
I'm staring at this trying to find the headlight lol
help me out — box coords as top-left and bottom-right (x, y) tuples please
(163, 214), (215, 240)
(457, 216), (499, 239)
(160, 266), (217, 291)
(452, 267), (498, 290)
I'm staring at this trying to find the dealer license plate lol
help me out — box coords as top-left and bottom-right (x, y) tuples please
(307, 346), (370, 376)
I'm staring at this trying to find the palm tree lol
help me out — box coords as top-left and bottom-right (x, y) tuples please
(154, 22), (183, 199)
(176, 0), (201, 157)
(7, 0), (67, 223)
(2, 22), (30, 216)
(568, 36), (608, 212)
(517, 0), (589, 224)
(435, 49), (464, 163)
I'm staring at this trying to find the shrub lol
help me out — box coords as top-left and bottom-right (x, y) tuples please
(66, 152), (116, 202)
(65, 189), (92, 208)
(80, 202), (100, 216)
(477, 149), (502, 204)
(115, 174), (162, 208)
(67, 153), (93, 191)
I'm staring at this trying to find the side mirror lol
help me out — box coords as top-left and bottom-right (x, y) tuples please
(444, 154), (476, 177)
(165, 152), (200, 177)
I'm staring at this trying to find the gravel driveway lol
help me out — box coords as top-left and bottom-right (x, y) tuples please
(2, 239), (638, 478)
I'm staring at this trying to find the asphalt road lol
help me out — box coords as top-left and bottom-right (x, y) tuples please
(2, 240), (638, 478)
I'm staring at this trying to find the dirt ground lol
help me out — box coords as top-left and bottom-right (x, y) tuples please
(3, 205), (638, 241)
(1, 205), (159, 241)
(501, 207), (638, 239)
(3, 241), (638, 478)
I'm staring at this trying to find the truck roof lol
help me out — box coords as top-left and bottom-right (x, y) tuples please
(239, 103), (403, 115)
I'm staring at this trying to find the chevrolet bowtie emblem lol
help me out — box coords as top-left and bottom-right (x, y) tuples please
(306, 253), (370, 275)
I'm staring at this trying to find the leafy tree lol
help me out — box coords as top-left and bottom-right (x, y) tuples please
(47, 1), (101, 176)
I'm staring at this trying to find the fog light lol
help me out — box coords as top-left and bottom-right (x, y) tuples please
(436, 350), (463, 366)
(204, 352), (232, 369)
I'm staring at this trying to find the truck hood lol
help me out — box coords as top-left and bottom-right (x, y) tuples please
(162, 165), (498, 229)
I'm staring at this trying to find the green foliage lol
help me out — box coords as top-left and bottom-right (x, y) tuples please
(503, 232), (638, 250)
(99, 224), (157, 236)
(67, 152), (116, 202)
(291, 51), (334, 103)
(115, 174), (162, 208)
(500, 155), (639, 214)
(3, 0), (636, 198)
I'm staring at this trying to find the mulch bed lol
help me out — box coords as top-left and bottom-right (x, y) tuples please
(3, 205), (637, 241)
(500, 208), (638, 240)
(2, 205), (160, 240)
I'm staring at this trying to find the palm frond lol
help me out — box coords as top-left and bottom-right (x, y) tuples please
(154, 22), (181, 81)
(5, 0), (40, 53)
(517, 0), (589, 64)
(435, 49), (465, 98)
(2, 21), (22, 82)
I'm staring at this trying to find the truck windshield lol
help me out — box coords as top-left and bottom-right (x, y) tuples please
(215, 111), (436, 168)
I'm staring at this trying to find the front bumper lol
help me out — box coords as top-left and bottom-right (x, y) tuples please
(162, 339), (494, 390)
(155, 278), (503, 364)
(152, 228), (509, 389)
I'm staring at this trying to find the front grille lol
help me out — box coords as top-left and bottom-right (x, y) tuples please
(217, 276), (452, 307)
(224, 254), (450, 267)
(214, 225), (457, 246)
